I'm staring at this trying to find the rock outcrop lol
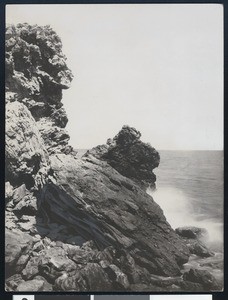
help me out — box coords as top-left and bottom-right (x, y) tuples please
(47, 153), (189, 277)
(85, 125), (160, 188)
(183, 268), (221, 291)
(6, 101), (50, 189)
(6, 23), (74, 155)
(5, 23), (220, 292)
(175, 227), (214, 258)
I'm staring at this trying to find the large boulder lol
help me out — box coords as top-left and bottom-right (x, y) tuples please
(175, 226), (214, 258)
(54, 263), (112, 291)
(187, 240), (214, 258)
(85, 125), (160, 188)
(45, 152), (189, 278)
(175, 226), (208, 239)
(5, 229), (36, 277)
(183, 268), (221, 291)
(16, 279), (45, 291)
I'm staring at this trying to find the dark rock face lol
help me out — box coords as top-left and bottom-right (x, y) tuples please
(85, 125), (160, 188)
(175, 226), (208, 239)
(47, 153), (189, 277)
(5, 23), (220, 292)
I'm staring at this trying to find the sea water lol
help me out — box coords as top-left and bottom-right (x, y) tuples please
(147, 150), (224, 284)
(148, 150), (223, 251)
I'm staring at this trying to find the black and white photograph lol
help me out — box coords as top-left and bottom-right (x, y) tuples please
(5, 4), (223, 292)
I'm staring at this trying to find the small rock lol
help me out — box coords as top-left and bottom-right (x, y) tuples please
(54, 272), (87, 291)
(22, 256), (41, 279)
(183, 268), (221, 291)
(16, 279), (45, 291)
(105, 264), (130, 290)
(32, 241), (45, 252)
(188, 240), (214, 258)
(68, 248), (96, 264)
(18, 222), (34, 232)
(38, 247), (78, 282)
(81, 263), (113, 291)
(33, 275), (53, 291)
(175, 226), (208, 240)
(15, 254), (30, 273)
(5, 229), (35, 277)
(5, 274), (24, 291)
(54, 263), (112, 291)
(5, 181), (14, 200)
(12, 184), (27, 204)
(6, 92), (18, 103)
(13, 194), (38, 215)
(179, 280), (204, 291)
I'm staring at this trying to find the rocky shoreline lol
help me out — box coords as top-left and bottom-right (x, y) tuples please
(5, 23), (222, 292)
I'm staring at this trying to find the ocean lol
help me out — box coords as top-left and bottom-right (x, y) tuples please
(148, 150), (223, 251)
(148, 150), (224, 284)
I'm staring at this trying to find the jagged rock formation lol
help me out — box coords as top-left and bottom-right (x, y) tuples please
(47, 153), (189, 276)
(86, 125), (160, 188)
(6, 23), (74, 155)
(5, 23), (220, 292)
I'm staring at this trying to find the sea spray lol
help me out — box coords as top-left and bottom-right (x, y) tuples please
(147, 186), (223, 252)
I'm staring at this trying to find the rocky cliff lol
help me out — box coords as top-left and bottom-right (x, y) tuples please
(5, 24), (220, 292)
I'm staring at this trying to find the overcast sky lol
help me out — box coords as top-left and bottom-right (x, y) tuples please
(6, 4), (223, 150)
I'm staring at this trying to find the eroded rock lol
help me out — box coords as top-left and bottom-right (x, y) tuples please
(16, 279), (45, 291)
(6, 101), (50, 189)
(5, 23), (75, 155)
(85, 125), (160, 188)
(47, 153), (189, 277)
(176, 226), (214, 258)
(5, 229), (36, 277)
(5, 274), (25, 291)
